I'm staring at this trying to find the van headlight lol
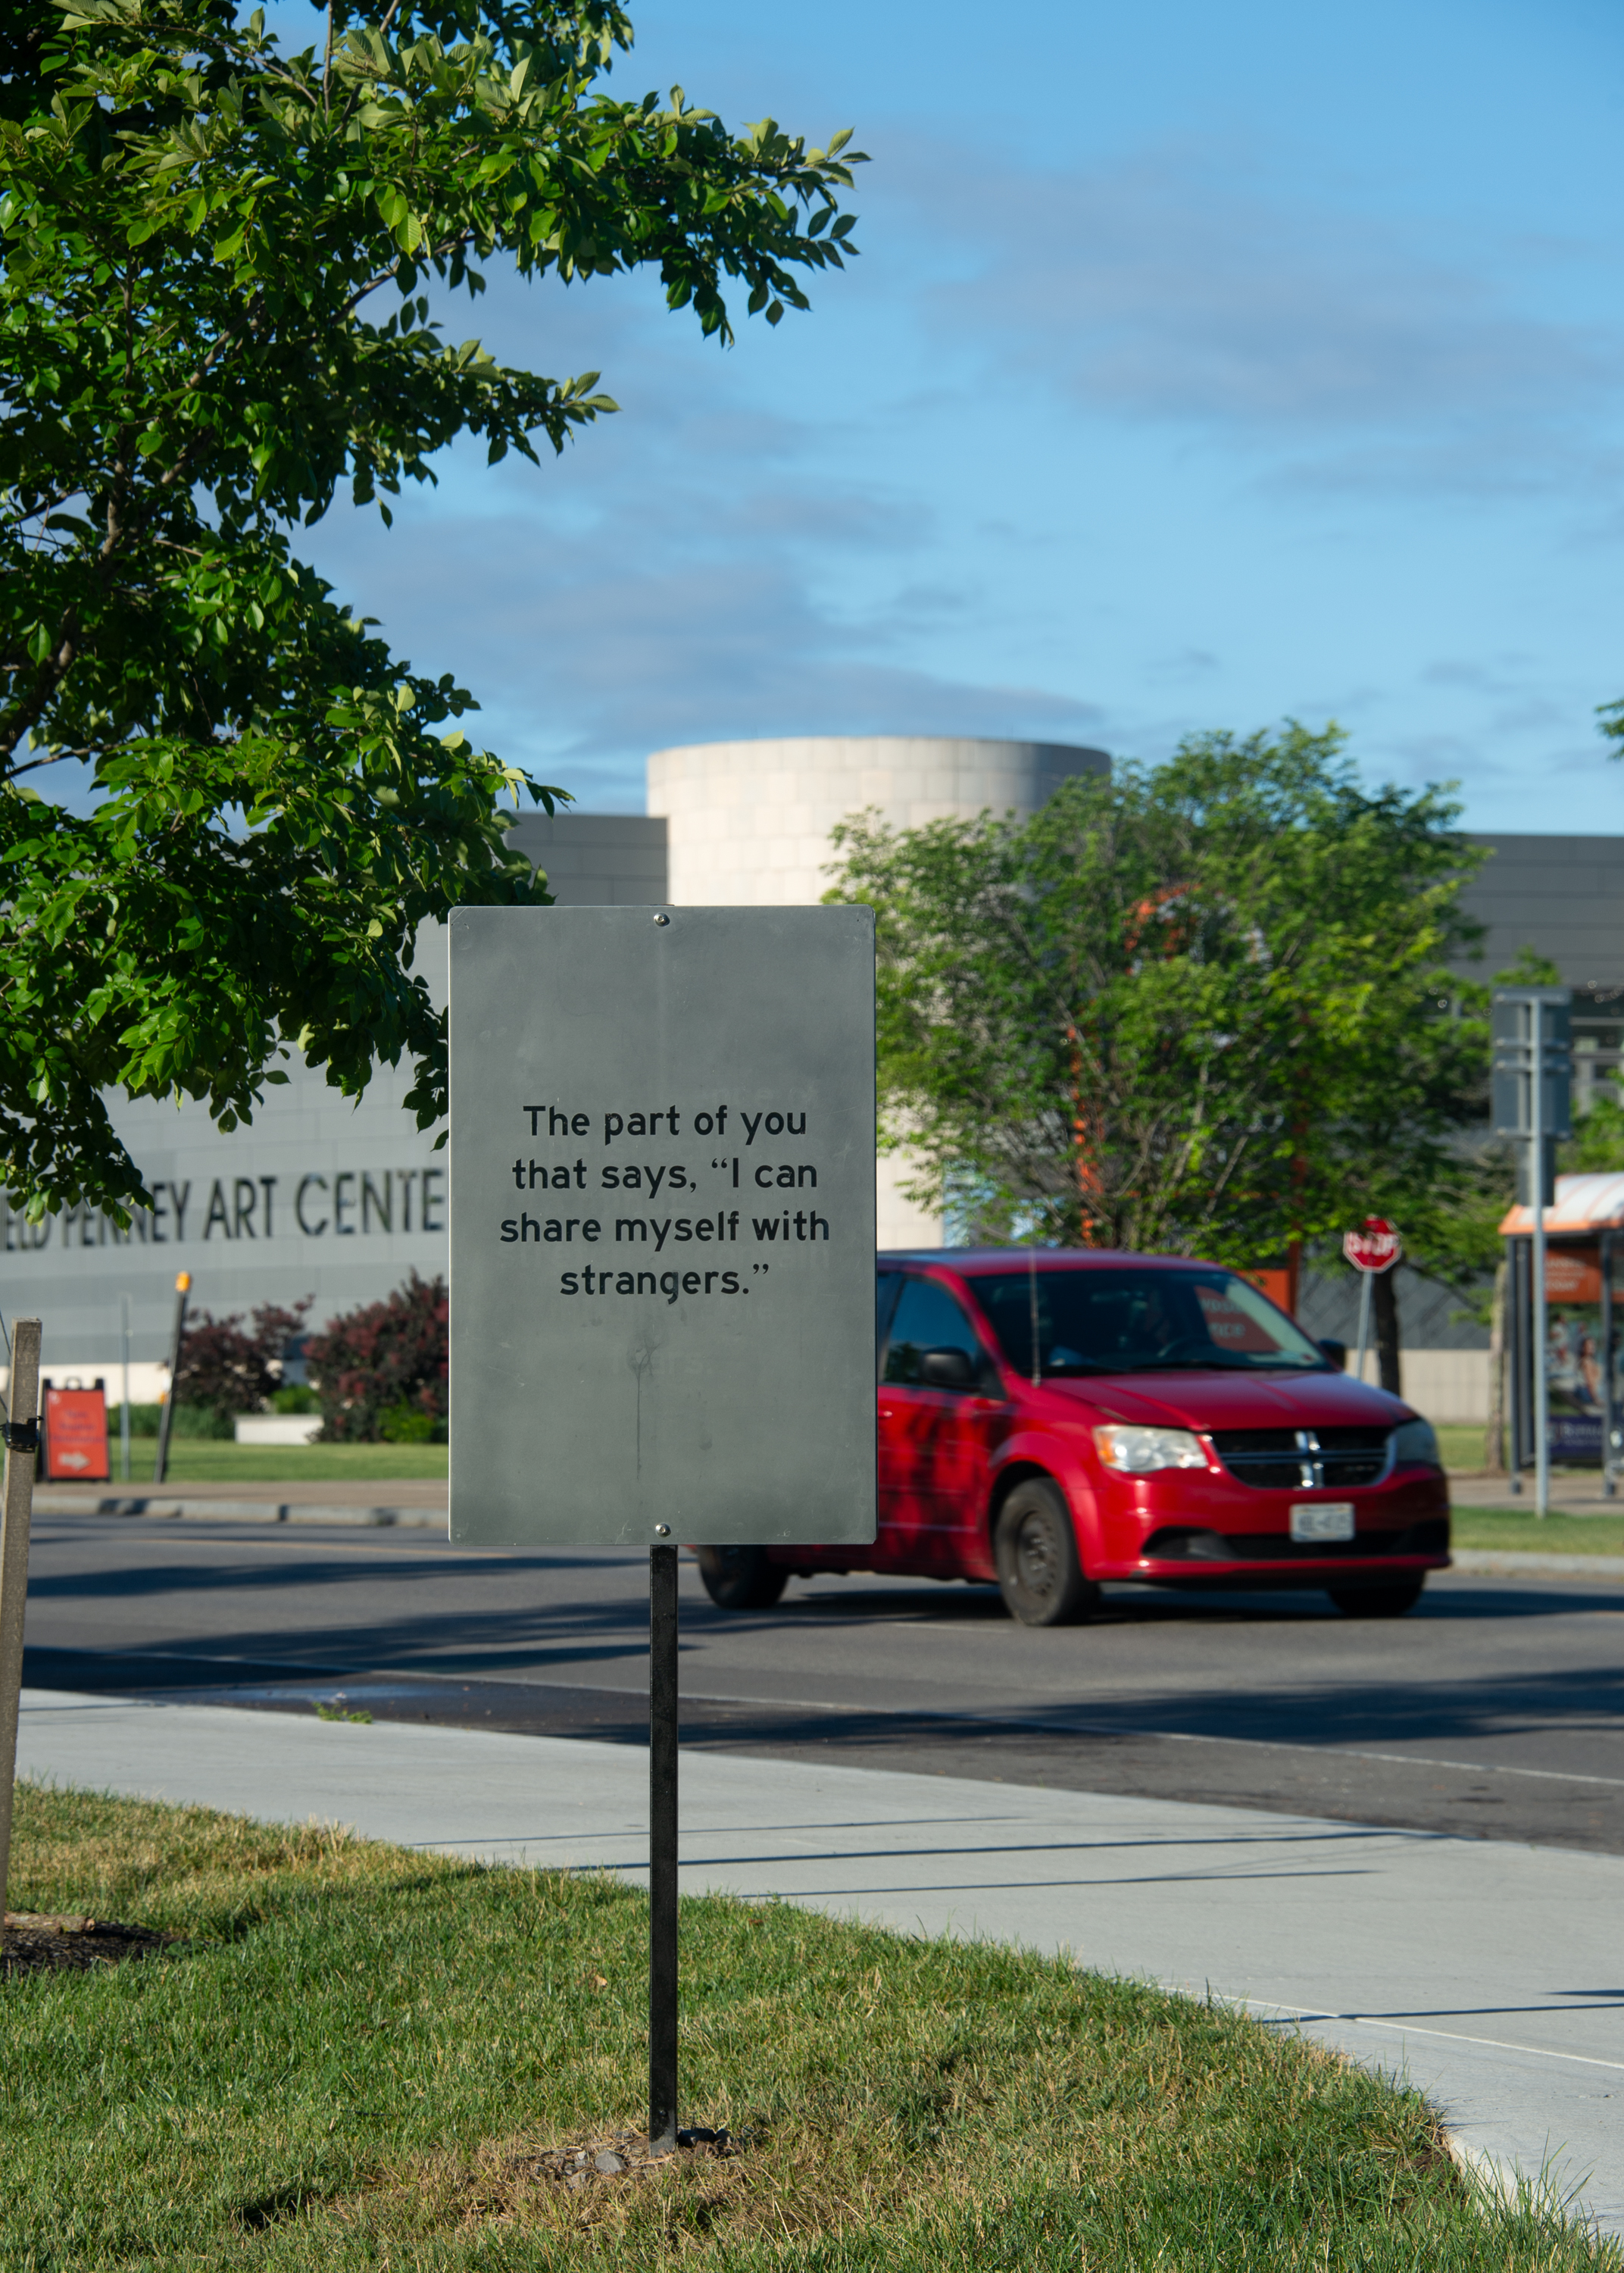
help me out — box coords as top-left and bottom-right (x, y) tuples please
(1389, 1418), (1441, 1471)
(1093, 1425), (1208, 1474)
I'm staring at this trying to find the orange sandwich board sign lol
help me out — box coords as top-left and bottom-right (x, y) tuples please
(42, 1387), (110, 1483)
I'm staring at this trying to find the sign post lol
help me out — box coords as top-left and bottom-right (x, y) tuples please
(120, 1292), (133, 1484)
(1492, 987), (1572, 1516)
(1341, 1218), (1401, 1385)
(648, 1540), (679, 2151)
(449, 906), (877, 2151)
(153, 1271), (192, 1487)
(0, 1318), (42, 1915)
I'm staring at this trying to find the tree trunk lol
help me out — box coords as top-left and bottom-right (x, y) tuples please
(1373, 1266), (1402, 1397)
(1484, 1258), (1507, 1473)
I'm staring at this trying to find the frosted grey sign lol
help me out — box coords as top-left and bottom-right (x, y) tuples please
(448, 906), (876, 1547)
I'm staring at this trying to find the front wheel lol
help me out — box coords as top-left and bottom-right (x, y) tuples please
(1327, 1580), (1425, 1618)
(694, 1545), (790, 1612)
(994, 1480), (1098, 1627)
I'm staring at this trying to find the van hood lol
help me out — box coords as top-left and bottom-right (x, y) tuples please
(1038, 1368), (1411, 1433)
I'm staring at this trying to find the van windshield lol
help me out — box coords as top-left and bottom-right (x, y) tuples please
(971, 1268), (1328, 1377)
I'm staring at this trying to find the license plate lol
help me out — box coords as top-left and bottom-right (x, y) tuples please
(1291, 1502), (1356, 1543)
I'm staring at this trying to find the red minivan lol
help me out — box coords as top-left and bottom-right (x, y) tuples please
(698, 1249), (1451, 1625)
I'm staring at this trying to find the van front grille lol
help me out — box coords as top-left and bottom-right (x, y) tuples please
(1207, 1426), (1391, 1490)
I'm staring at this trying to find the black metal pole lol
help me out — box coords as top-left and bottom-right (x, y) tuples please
(1507, 1237), (1526, 1493)
(1604, 1232), (1616, 1499)
(153, 1271), (191, 1487)
(648, 1541), (679, 2156)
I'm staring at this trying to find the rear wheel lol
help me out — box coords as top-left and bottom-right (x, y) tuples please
(994, 1480), (1098, 1627)
(1326, 1580), (1425, 1618)
(694, 1545), (790, 1612)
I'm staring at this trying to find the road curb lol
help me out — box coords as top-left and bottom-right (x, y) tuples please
(33, 1495), (444, 1529)
(1451, 1548), (1624, 1577)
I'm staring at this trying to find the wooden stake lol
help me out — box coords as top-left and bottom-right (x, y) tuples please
(0, 1316), (42, 1915)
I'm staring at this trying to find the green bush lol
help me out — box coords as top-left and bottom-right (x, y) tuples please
(120, 1402), (233, 1440)
(168, 1402), (236, 1440)
(270, 1383), (318, 1415)
(376, 1402), (439, 1443)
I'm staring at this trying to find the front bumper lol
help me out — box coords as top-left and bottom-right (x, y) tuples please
(1090, 1468), (1451, 1587)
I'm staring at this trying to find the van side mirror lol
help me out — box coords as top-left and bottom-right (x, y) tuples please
(919, 1346), (977, 1390)
(1317, 1338), (1348, 1371)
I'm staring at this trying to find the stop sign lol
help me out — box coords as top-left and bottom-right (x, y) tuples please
(1343, 1217), (1401, 1273)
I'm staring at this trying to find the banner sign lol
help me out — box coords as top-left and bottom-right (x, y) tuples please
(1543, 1246), (1601, 1305)
(448, 906), (878, 1547)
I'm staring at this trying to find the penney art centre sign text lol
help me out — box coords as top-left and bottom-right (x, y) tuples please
(448, 906), (877, 1548)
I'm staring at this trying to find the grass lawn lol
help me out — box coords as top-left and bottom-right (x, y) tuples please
(1436, 1424), (1487, 1474)
(108, 1436), (448, 1485)
(2, 1785), (1612, 2270)
(1451, 1506), (1624, 1556)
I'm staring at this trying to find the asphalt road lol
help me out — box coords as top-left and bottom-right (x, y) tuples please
(19, 1515), (1624, 1854)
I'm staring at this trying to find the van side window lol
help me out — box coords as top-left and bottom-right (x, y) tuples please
(882, 1277), (982, 1389)
(875, 1270), (903, 1382)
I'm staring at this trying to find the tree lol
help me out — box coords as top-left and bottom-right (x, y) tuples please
(828, 724), (1488, 1268)
(306, 1268), (445, 1440)
(0, 0), (863, 1221)
(172, 1293), (311, 1418)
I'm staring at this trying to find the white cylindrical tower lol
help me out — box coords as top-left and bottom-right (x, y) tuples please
(647, 735), (1112, 1245)
(648, 734), (1109, 908)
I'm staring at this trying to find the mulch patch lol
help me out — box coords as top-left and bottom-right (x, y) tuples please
(514, 2128), (740, 2192)
(2, 1910), (182, 1978)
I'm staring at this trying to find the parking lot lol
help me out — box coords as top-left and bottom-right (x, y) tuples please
(20, 1515), (1624, 1853)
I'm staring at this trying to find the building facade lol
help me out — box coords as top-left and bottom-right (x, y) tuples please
(6, 739), (1618, 1421)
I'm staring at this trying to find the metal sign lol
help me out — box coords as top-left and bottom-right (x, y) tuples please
(1491, 988), (1572, 1141)
(1342, 1218), (1401, 1274)
(448, 905), (878, 1548)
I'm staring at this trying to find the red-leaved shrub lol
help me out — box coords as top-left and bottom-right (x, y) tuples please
(306, 1271), (448, 1443)
(173, 1299), (313, 1421)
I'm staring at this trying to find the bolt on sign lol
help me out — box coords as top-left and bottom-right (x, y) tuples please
(448, 907), (879, 1548)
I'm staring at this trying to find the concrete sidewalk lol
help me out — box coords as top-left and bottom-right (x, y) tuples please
(17, 1686), (1623, 2237)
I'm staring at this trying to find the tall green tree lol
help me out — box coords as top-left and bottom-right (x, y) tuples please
(0, 0), (862, 1220)
(829, 724), (1488, 1266)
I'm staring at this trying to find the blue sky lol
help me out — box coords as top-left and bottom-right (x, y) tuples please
(266, 0), (1622, 827)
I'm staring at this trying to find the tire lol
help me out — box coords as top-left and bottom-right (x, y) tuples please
(994, 1479), (1098, 1627)
(1326, 1580), (1425, 1618)
(694, 1545), (790, 1612)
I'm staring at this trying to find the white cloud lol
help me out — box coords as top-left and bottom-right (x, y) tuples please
(884, 136), (1624, 486)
